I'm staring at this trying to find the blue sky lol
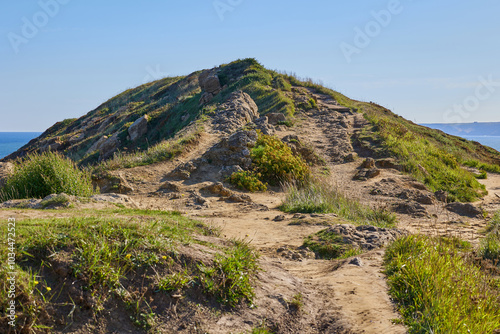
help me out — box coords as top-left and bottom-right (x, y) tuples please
(1, 0), (499, 131)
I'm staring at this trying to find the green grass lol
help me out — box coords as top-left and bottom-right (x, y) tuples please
(478, 211), (500, 264)
(0, 210), (259, 331)
(280, 178), (396, 227)
(385, 235), (500, 333)
(464, 159), (500, 174)
(0, 151), (95, 201)
(92, 123), (203, 172)
(279, 73), (500, 202)
(303, 229), (362, 260)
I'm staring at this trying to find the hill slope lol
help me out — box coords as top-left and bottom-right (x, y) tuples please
(4, 58), (500, 202)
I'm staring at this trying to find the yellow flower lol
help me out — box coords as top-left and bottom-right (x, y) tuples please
(34, 280), (39, 285)
(125, 254), (132, 259)
(46, 287), (52, 292)
(162, 256), (167, 260)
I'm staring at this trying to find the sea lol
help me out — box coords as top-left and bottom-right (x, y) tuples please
(462, 136), (500, 152)
(0, 132), (42, 159)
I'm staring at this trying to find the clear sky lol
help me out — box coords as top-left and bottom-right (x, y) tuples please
(1, 0), (499, 132)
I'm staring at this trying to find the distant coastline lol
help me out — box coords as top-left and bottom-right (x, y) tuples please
(422, 122), (500, 151)
(0, 132), (42, 159)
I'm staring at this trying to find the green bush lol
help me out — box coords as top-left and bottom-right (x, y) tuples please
(251, 132), (310, 185)
(228, 171), (267, 192)
(1, 152), (95, 200)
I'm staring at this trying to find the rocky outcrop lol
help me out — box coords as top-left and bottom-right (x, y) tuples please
(327, 224), (408, 251)
(212, 91), (259, 133)
(92, 172), (134, 194)
(128, 115), (148, 141)
(445, 202), (483, 218)
(282, 135), (324, 165)
(393, 201), (428, 217)
(87, 133), (120, 160)
(167, 161), (198, 180)
(199, 69), (222, 104)
(0, 162), (14, 188)
(266, 113), (286, 125)
(204, 130), (258, 169)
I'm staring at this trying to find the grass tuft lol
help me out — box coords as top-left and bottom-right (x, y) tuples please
(385, 235), (500, 333)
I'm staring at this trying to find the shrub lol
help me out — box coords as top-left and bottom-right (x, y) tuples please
(1, 152), (95, 200)
(385, 235), (500, 333)
(303, 229), (361, 259)
(251, 132), (310, 185)
(228, 171), (267, 192)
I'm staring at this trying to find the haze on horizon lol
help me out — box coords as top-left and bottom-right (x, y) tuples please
(1, 0), (499, 132)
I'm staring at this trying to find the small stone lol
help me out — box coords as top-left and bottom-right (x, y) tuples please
(273, 215), (286, 222)
(348, 257), (363, 266)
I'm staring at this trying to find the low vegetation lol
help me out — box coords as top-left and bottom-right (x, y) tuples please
(229, 132), (310, 191)
(478, 211), (500, 264)
(280, 178), (396, 227)
(303, 229), (361, 260)
(385, 235), (500, 333)
(0, 210), (260, 331)
(0, 151), (94, 201)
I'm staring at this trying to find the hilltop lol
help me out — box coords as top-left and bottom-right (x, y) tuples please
(1, 59), (500, 333)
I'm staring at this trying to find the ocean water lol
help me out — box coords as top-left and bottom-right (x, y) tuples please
(0, 132), (42, 159)
(463, 136), (500, 152)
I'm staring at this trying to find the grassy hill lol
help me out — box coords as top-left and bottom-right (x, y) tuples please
(3, 58), (500, 202)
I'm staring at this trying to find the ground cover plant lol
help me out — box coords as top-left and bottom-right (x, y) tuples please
(0, 209), (260, 332)
(384, 235), (500, 333)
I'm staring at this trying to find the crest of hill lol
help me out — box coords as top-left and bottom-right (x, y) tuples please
(3, 58), (500, 202)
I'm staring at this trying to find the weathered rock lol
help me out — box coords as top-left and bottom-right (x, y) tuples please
(92, 173), (134, 194)
(199, 71), (222, 95)
(282, 135), (324, 165)
(353, 168), (381, 180)
(190, 193), (210, 208)
(219, 165), (244, 179)
(167, 161), (198, 180)
(360, 158), (376, 169)
(0, 162), (14, 188)
(415, 194), (434, 205)
(327, 224), (408, 251)
(86, 135), (109, 155)
(227, 193), (252, 203)
(87, 134), (120, 160)
(445, 202), (483, 218)
(200, 182), (232, 197)
(37, 193), (72, 209)
(376, 158), (402, 171)
(348, 257), (363, 266)
(91, 193), (136, 206)
(266, 113), (286, 125)
(128, 115), (149, 141)
(344, 152), (358, 162)
(205, 130), (258, 169)
(159, 181), (181, 193)
(273, 215), (286, 222)
(252, 116), (275, 135)
(199, 92), (214, 105)
(393, 201), (427, 217)
(212, 91), (259, 133)
(68, 132), (85, 144)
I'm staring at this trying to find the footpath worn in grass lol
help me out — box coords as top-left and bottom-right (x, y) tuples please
(0, 210), (259, 332)
(384, 235), (500, 333)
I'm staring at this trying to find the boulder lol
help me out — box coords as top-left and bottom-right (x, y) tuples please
(159, 181), (181, 193)
(167, 161), (198, 180)
(266, 113), (286, 125)
(252, 116), (275, 135)
(353, 168), (381, 181)
(204, 130), (258, 169)
(86, 134), (120, 160)
(92, 172), (134, 194)
(445, 202), (483, 218)
(199, 70), (222, 95)
(344, 152), (358, 162)
(212, 91), (259, 133)
(199, 92), (214, 105)
(128, 115), (149, 141)
(200, 182), (232, 197)
(360, 158), (376, 169)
